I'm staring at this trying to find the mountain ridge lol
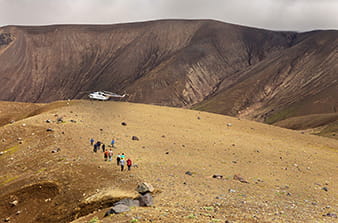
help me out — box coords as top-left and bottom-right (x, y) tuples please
(0, 19), (337, 126)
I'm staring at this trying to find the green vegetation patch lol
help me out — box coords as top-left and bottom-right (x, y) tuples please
(265, 106), (297, 124)
(88, 216), (100, 223)
(0, 175), (19, 186)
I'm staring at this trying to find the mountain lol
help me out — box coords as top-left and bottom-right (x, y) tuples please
(0, 100), (337, 222)
(0, 20), (337, 126)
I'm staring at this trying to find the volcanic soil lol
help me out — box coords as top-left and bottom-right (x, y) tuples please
(0, 100), (337, 223)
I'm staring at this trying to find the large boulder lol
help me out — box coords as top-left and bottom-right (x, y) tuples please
(136, 182), (154, 194)
(138, 193), (153, 207)
(104, 204), (130, 216)
(113, 198), (140, 207)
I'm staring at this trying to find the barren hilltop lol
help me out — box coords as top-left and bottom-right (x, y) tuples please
(0, 20), (337, 130)
(0, 100), (337, 222)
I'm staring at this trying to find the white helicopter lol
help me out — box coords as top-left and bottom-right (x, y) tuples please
(88, 91), (127, 101)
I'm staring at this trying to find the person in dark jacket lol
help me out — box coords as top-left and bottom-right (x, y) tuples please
(116, 153), (121, 166)
(90, 138), (95, 145)
(102, 144), (106, 152)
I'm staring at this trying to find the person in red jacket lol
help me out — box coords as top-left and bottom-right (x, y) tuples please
(126, 158), (132, 171)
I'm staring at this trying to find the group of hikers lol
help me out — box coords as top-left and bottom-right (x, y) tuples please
(90, 138), (132, 171)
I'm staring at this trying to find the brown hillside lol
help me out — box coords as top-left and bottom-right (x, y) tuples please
(0, 100), (337, 223)
(0, 20), (337, 126)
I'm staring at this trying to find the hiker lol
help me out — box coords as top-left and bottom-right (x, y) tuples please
(111, 139), (115, 148)
(93, 144), (98, 153)
(120, 159), (125, 171)
(121, 153), (125, 160)
(102, 144), (106, 152)
(104, 150), (109, 161)
(116, 153), (121, 166)
(127, 158), (132, 171)
(90, 138), (95, 145)
(108, 149), (113, 161)
(97, 141), (101, 150)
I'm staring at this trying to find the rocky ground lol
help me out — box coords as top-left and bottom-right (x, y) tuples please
(0, 100), (337, 223)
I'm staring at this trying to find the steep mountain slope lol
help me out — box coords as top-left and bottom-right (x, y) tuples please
(194, 30), (338, 123)
(0, 100), (337, 223)
(0, 20), (337, 125)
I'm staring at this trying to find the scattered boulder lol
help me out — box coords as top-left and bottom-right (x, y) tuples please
(70, 120), (77, 123)
(227, 123), (232, 127)
(185, 171), (193, 176)
(121, 122), (127, 126)
(9, 200), (18, 207)
(46, 128), (54, 132)
(9, 120), (15, 124)
(51, 148), (61, 153)
(56, 117), (63, 123)
(0, 152), (4, 155)
(228, 189), (236, 193)
(322, 187), (328, 192)
(165, 152), (169, 154)
(233, 174), (249, 183)
(132, 136), (139, 141)
(45, 120), (52, 123)
(22, 123), (26, 127)
(138, 192), (153, 207)
(4, 217), (10, 222)
(323, 213), (337, 218)
(136, 182), (154, 194)
(212, 174), (223, 179)
(104, 204), (130, 216)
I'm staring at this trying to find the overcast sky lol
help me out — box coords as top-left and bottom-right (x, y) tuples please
(0, 0), (337, 31)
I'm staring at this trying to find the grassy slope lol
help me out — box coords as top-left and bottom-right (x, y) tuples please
(0, 100), (337, 223)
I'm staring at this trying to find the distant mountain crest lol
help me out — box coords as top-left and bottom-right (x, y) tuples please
(0, 20), (337, 125)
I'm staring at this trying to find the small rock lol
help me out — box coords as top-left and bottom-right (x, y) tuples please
(322, 187), (328, 192)
(70, 120), (77, 123)
(56, 117), (63, 123)
(185, 171), (193, 176)
(9, 200), (18, 206)
(227, 123), (232, 127)
(51, 148), (61, 153)
(212, 174), (223, 179)
(228, 189), (236, 193)
(10, 120), (15, 124)
(136, 182), (154, 194)
(132, 136), (139, 141)
(16, 211), (21, 215)
(46, 120), (52, 123)
(46, 128), (54, 132)
(0, 152), (4, 155)
(197, 116), (200, 120)
(323, 213), (337, 218)
(286, 192), (292, 196)
(233, 174), (249, 183)
(165, 152), (169, 154)
(121, 122), (127, 126)
(22, 123), (26, 127)
(4, 217), (10, 222)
